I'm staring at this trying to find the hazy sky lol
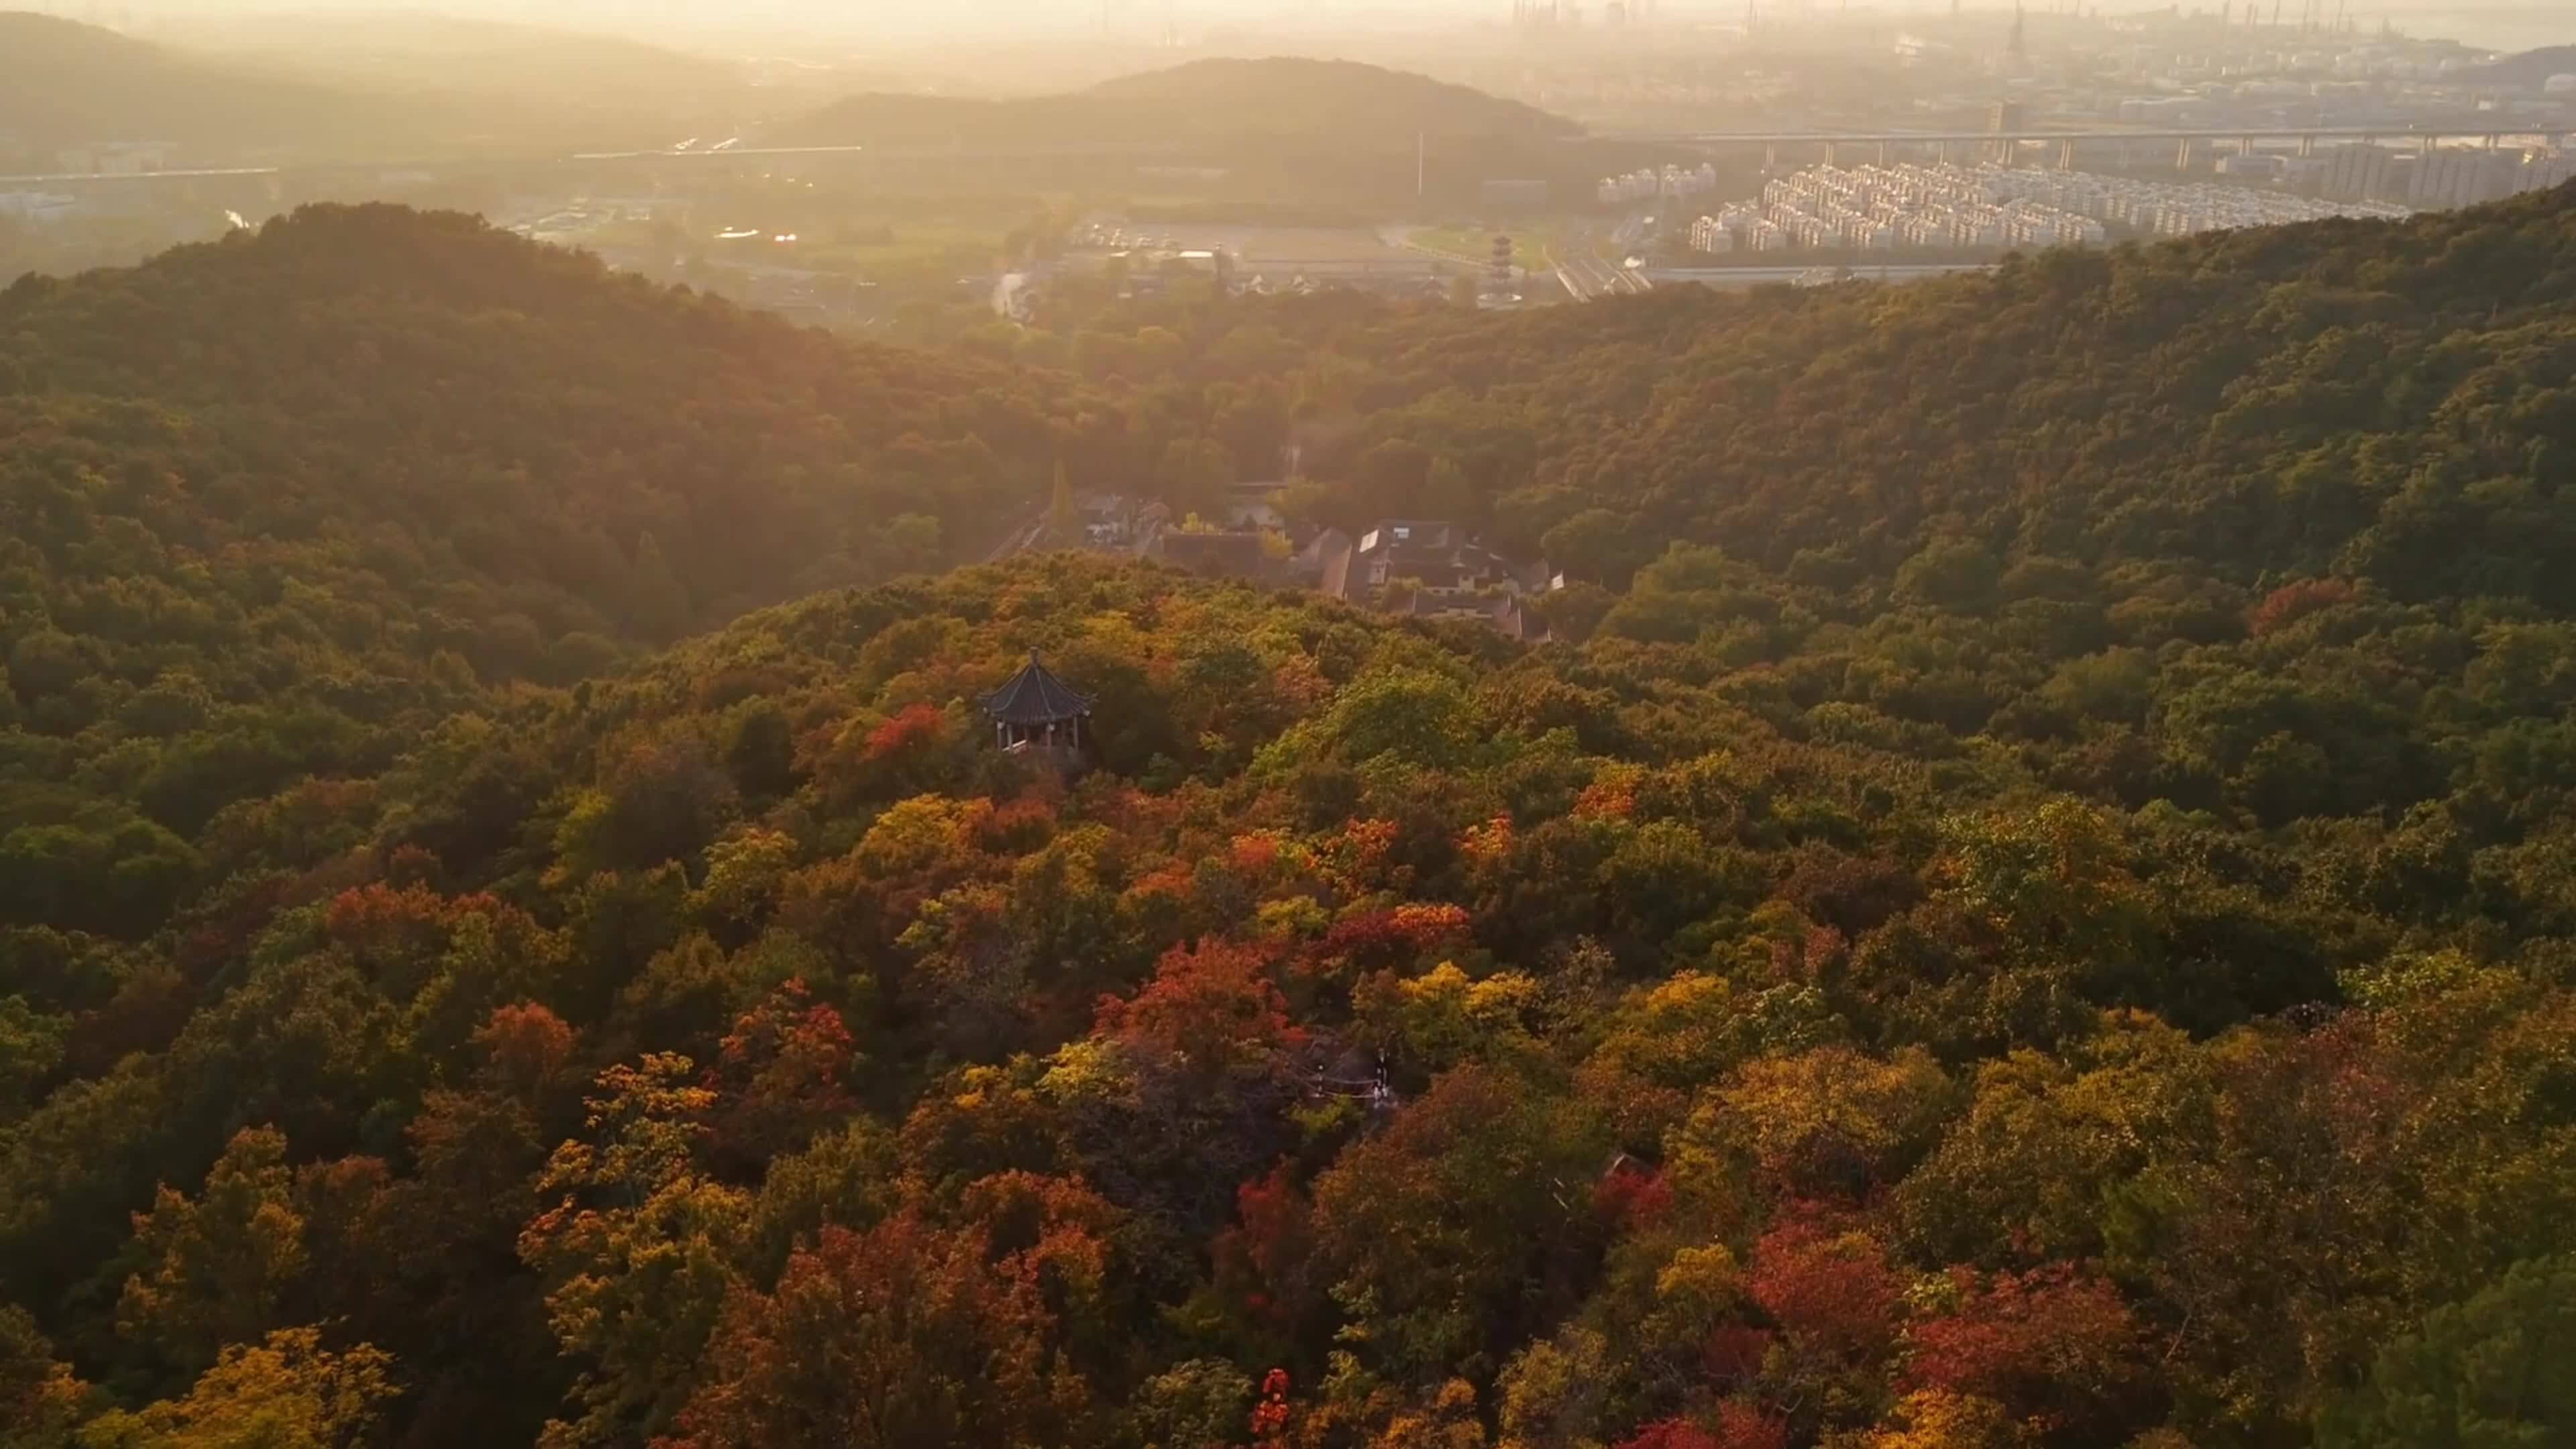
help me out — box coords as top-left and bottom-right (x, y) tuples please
(140, 1), (1500, 39)
(114, 0), (2574, 48)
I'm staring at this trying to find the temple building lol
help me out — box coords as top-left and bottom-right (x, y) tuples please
(1303, 519), (1563, 641)
(979, 652), (1095, 769)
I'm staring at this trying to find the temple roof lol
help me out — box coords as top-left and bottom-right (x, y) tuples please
(980, 651), (1095, 725)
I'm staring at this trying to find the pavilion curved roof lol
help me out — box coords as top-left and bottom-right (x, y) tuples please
(980, 652), (1095, 725)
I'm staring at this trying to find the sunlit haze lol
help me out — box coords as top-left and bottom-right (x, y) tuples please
(78, 0), (2576, 48)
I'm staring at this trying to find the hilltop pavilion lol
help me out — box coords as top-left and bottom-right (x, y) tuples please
(980, 651), (1095, 761)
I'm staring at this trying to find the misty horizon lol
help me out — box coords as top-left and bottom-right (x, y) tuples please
(45, 0), (2574, 51)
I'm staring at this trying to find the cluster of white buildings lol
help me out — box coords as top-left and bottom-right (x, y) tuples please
(2316, 142), (2575, 208)
(1687, 161), (2414, 254)
(1597, 162), (1721, 206)
(1689, 205), (1786, 252)
(2110, 42), (2545, 86)
(1688, 164), (2106, 254)
(1972, 166), (2410, 235)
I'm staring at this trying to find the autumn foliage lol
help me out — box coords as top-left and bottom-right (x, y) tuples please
(13, 193), (2576, 1449)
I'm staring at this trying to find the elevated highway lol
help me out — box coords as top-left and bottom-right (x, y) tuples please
(1584, 124), (2569, 172)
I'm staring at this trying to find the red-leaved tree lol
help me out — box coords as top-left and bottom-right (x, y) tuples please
(701, 980), (859, 1174)
(1748, 1218), (1902, 1364)
(1904, 1262), (2140, 1433)
(1616, 1405), (1785, 1449)
(1095, 939), (1303, 1080)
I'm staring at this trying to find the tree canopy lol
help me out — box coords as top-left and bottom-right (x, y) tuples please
(8, 186), (2576, 1449)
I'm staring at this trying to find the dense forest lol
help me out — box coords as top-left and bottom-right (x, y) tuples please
(7, 189), (2576, 1448)
(0, 203), (1094, 938)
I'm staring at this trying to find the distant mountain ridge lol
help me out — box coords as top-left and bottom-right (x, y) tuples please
(161, 11), (742, 109)
(1083, 57), (1576, 137)
(2459, 43), (2576, 87)
(0, 10), (750, 167)
(0, 11), (416, 161)
(775, 55), (1580, 150)
(771, 55), (1590, 208)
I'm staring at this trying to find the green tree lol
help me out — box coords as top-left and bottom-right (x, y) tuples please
(1157, 437), (1234, 521)
(2318, 1255), (2576, 1448)
(1048, 460), (1081, 547)
(1132, 1358), (1254, 1449)
(1315, 668), (1484, 772)
(0, 996), (67, 1124)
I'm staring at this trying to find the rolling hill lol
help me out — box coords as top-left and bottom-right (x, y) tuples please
(0, 10), (765, 168)
(781, 56), (1578, 150)
(0, 12), (432, 166)
(160, 10), (758, 141)
(1083, 56), (1577, 140)
(165, 11), (733, 91)
(770, 56), (1597, 207)
(0, 203), (1069, 934)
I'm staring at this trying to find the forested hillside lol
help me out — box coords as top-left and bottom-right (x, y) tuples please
(5, 191), (2576, 1448)
(1022, 183), (2576, 609)
(0, 204), (1075, 937)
